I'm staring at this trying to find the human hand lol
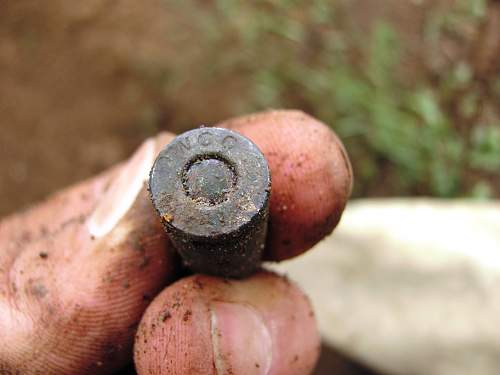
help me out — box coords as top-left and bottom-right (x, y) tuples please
(0, 110), (352, 374)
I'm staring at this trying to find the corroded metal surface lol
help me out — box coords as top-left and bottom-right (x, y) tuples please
(149, 127), (271, 278)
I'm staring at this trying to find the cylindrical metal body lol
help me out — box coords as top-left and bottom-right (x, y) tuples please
(149, 127), (271, 278)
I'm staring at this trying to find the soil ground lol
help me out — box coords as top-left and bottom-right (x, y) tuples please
(5, 0), (496, 217)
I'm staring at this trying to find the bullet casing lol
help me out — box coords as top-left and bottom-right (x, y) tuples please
(149, 127), (271, 278)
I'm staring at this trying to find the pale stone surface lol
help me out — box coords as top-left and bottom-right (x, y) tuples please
(271, 199), (500, 375)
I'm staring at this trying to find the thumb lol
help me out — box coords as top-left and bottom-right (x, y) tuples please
(0, 133), (180, 374)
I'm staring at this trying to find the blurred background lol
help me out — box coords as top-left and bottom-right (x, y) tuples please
(1, 1), (499, 374)
(1, 0), (499, 218)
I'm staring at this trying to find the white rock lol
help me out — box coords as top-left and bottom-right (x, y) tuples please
(271, 199), (500, 375)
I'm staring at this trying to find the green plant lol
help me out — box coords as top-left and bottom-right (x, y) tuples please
(158, 0), (500, 198)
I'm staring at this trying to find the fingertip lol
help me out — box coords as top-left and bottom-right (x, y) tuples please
(221, 110), (353, 260)
(133, 276), (215, 375)
(134, 272), (320, 375)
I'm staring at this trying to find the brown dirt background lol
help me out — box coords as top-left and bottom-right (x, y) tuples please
(0, 0), (461, 217)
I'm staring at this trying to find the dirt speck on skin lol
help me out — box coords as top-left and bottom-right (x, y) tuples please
(183, 310), (192, 322)
(193, 278), (204, 290)
(160, 310), (172, 322)
(139, 256), (151, 269)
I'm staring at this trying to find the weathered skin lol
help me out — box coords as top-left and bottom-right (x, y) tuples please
(0, 134), (179, 374)
(223, 111), (353, 260)
(0, 110), (352, 374)
(135, 272), (319, 375)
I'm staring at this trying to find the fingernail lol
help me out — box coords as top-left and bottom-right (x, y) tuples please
(87, 138), (155, 238)
(211, 302), (273, 375)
